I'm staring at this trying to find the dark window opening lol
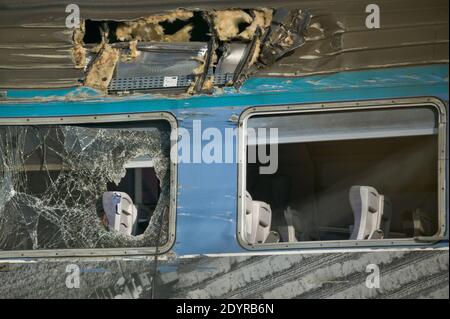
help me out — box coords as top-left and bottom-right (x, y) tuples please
(242, 105), (444, 247)
(247, 136), (439, 243)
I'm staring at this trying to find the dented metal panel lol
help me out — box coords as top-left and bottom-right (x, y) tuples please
(0, 250), (447, 298)
(0, 0), (448, 89)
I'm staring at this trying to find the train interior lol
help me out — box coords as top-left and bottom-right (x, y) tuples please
(246, 135), (439, 244)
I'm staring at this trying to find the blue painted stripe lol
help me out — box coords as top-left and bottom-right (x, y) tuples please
(1, 64), (448, 118)
(0, 64), (448, 256)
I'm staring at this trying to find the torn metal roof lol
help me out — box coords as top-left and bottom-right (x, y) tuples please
(0, 0), (448, 89)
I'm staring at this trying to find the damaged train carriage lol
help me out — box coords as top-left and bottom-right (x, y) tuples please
(0, 0), (449, 299)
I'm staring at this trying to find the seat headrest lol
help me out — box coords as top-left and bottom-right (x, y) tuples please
(243, 191), (272, 244)
(349, 186), (385, 240)
(102, 191), (137, 235)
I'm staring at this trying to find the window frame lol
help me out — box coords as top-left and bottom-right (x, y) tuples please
(0, 112), (178, 258)
(237, 97), (448, 251)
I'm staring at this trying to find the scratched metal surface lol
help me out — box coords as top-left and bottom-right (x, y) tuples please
(0, 250), (448, 298)
(158, 250), (450, 299)
(0, 0), (448, 88)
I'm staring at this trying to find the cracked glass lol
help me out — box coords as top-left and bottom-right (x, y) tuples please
(0, 121), (171, 251)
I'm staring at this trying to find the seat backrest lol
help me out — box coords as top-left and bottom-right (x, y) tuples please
(102, 191), (138, 235)
(381, 198), (392, 237)
(349, 186), (388, 240)
(243, 191), (254, 243)
(283, 207), (298, 242)
(243, 191), (272, 244)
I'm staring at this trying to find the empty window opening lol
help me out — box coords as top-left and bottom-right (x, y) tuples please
(247, 136), (439, 242)
(106, 158), (161, 236)
(240, 104), (445, 248)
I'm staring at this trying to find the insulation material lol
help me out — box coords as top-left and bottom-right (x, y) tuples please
(72, 26), (87, 69)
(212, 10), (253, 41)
(115, 10), (194, 42)
(187, 56), (207, 94)
(162, 24), (193, 42)
(0, 124), (171, 250)
(128, 40), (141, 60)
(238, 9), (273, 40)
(84, 44), (120, 91)
(212, 9), (272, 41)
(116, 22), (163, 42)
(202, 78), (214, 91)
(120, 40), (141, 62)
(73, 44), (87, 69)
(248, 38), (261, 67)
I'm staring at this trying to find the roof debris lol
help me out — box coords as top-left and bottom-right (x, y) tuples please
(72, 25), (87, 69)
(212, 10), (254, 41)
(84, 43), (120, 91)
(73, 8), (311, 95)
(116, 9), (194, 42)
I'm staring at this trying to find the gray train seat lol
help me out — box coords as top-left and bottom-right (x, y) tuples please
(244, 191), (278, 244)
(102, 191), (138, 236)
(282, 207), (298, 242)
(349, 186), (391, 240)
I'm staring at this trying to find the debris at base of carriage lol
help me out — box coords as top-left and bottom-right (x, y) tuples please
(73, 8), (311, 95)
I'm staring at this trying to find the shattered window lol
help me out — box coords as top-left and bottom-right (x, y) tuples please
(0, 120), (173, 251)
